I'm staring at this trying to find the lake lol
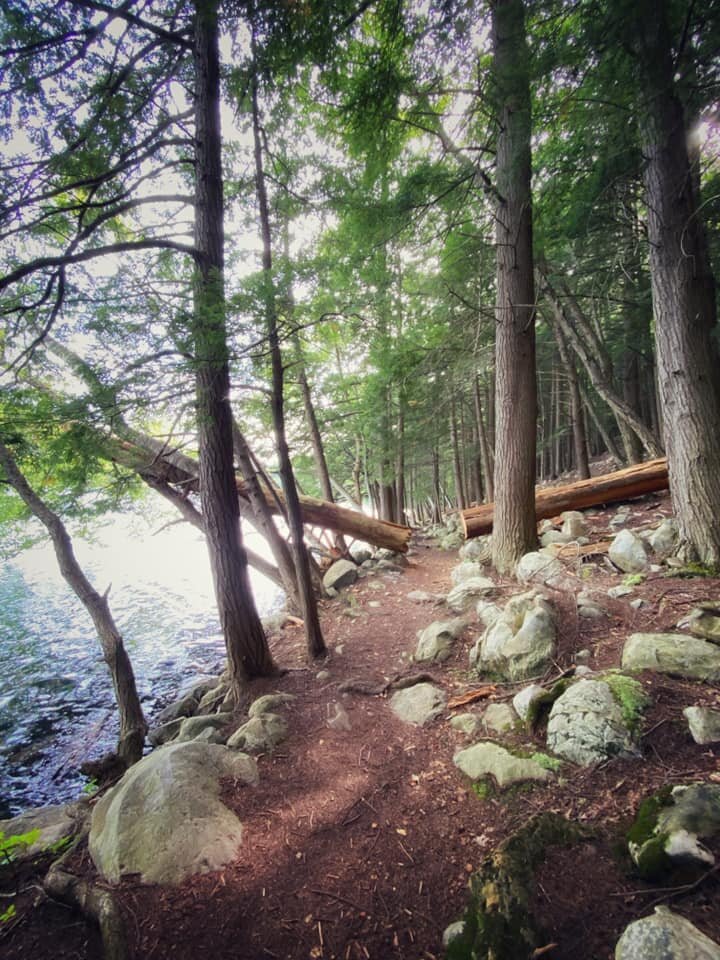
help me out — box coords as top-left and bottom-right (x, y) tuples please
(0, 509), (281, 818)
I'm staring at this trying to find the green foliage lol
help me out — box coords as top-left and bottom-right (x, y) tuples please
(0, 828), (41, 864)
(623, 573), (646, 587)
(0, 903), (17, 925)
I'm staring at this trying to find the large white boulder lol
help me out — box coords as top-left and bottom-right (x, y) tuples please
(89, 741), (258, 885)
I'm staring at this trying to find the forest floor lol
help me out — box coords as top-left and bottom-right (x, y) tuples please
(2, 489), (720, 960)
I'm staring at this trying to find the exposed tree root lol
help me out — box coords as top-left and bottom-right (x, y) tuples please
(338, 671), (437, 697)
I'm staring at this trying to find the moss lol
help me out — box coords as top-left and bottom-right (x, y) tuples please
(601, 672), (650, 734)
(471, 780), (493, 800)
(673, 562), (720, 578)
(525, 678), (572, 730)
(530, 752), (563, 772)
(626, 785), (674, 880)
(622, 573), (646, 586)
(446, 814), (587, 960)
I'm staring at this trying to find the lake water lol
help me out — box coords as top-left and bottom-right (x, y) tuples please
(0, 510), (281, 818)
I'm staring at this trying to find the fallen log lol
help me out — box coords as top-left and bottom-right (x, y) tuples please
(461, 458), (669, 540)
(107, 436), (412, 553)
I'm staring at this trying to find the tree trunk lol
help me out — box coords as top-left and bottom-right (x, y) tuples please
(251, 57), (326, 659)
(0, 440), (146, 766)
(473, 375), (494, 501)
(450, 400), (466, 510)
(552, 322), (590, 479)
(193, 1), (275, 695)
(490, 0), (538, 573)
(635, 0), (720, 565)
(462, 458), (669, 538)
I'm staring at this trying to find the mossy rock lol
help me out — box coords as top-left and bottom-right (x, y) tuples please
(627, 786), (674, 880)
(446, 813), (586, 960)
(525, 677), (572, 730)
(600, 671), (650, 735)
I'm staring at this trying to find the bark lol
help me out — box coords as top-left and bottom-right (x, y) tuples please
(251, 58), (326, 659)
(0, 440), (146, 766)
(450, 400), (466, 510)
(461, 458), (669, 538)
(635, 0), (720, 565)
(490, 0), (538, 573)
(193, 0), (275, 693)
(579, 383), (624, 466)
(552, 322), (590, 479)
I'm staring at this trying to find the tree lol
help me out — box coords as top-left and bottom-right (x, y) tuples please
(0, 436), (146, 766)
(632, 0), (720, 565)
(490, 0), (538, 573)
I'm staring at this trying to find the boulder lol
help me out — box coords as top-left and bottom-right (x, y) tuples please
(628, 784), (720, 880)
(622, 633), (720, 682)
(451, 560), (484, 585)
(226, 713), (288, 753)
(177, 712), (233, 743)
(415, 618), (465, 663)
(390, 683), (446, 726)
(540, 529), (571, 548)
(561, 510), (589, 540)
(577, 591), (608, 620)
(248, 693), (295, 718)
(178, 677), (220, 702)
(349, 545), (373, 565)
(516, 552), (564, 586)
(446, 576), (496, 612)
(196, 681), (231, 715)
(688, 602), (720, 644)
(482, 702), (517, 734)
(476, 599), (502, 629)
(684, 706), (720, 744)
(323, 559), (358, 592)
(0, 801), (86, 862)
(148, 717), (185, 747)
(647, 519), (679, 559)
(156, 693), (198, 725)
(476, 591), (556, 681)
(608, 585), (634, 599)
(546, 678), (643, 766)
(89, 742), (258, 885)
(615, 906), (720, 960)
(453, 741), (552, 789)
(609, 529), (648, 574)
(512, 683), (547, 722)
(459, 537), (491, 563)
(450, 713), (482, 736)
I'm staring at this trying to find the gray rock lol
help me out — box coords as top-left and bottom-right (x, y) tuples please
(0, 802), (86, 862)
(459, 537), (491, 563)
(316, 670), (331, 682)
(323, 559), (358, 592)
(647, 519), (679, 559)
(575, 665), (594, 677)
(226, 713), (288, 753)
(477, 591), (556, 681)
(327, 702), (352, 732)
(375, 548), (409, 567)
(689, 603), (720, 644)
(453, 741), (552, 789)
(512, 683), (547, 722)
(446, 576), (496, 612)
(148, 717), (185, 747)
(192, 727), (226, 745)
(89, 742), (258, 884)
(415, 618), (466, 663)
(622, 633), (720, 682)
(609, 529), (648, 574)
(516, 551), (565, 586)
(248, 693), (295, 718)
(540, 530), (571, 548)
(482, 702), (517, 734)
(476, 599), (502, 629)
(578, 593), (608, 619)
(178, 677), (220, 702)
(390, 683), (446, 726)
(442, 921), (466, 947)
(561, 510), (589, 540)
(350, 546), (373, 565)
(684, 706), (720, 744)
(450, 713), (481, 736)
(547, 679), (641, 766)
(630, 784), (720, 878)
(196, 682), (231, 715)
(177, 712), (233, 742)
(608, 585), (634, 599)
(376, 559), (403, 572)
(157, 693), (199, 725)
(610, 506), (631, 529)
(407, 590), (435, 603)
(451, 560), (484, 585)
(630, 598), (648, 611)
(615, 906), (720, 960)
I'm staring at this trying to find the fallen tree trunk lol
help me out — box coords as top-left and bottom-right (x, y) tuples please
(461, 458), (669, 539)
(107, 436), (412, 553)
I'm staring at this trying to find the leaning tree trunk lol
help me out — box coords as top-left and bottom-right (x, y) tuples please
(0, 441), (146, 766)
(635, 0), (720, 565)
(551, 322), (590, 479)
(490, 0), (538, 573)
(251, 56), (326, 660)
(193, 0), (275, 697)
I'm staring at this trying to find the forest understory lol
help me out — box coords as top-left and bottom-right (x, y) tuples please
(2, 489), (719, 960)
